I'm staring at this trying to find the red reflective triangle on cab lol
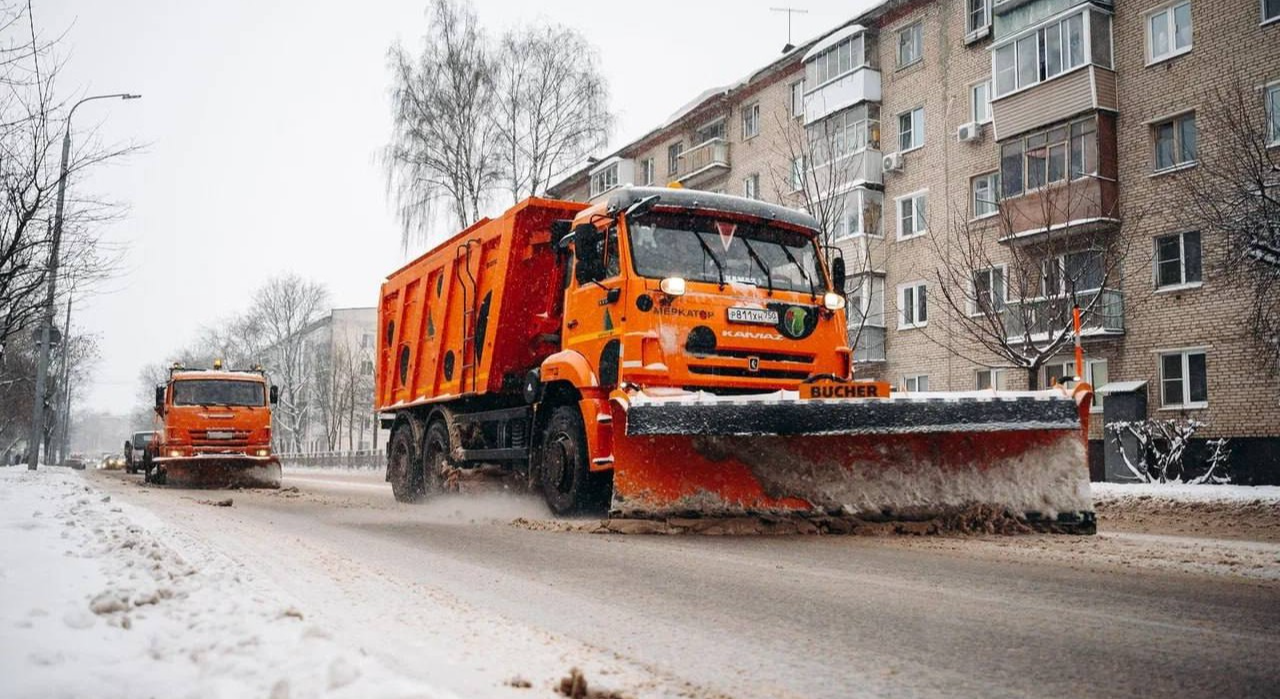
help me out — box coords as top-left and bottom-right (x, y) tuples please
(715, 221), (737, 251)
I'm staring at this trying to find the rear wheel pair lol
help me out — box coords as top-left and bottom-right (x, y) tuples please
(388, 419), (449, 503)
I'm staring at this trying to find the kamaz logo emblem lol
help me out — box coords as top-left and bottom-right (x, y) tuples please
(747, 357), (760, 372)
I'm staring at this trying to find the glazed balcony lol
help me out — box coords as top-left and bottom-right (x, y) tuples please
(1003, 288), (1124, 342)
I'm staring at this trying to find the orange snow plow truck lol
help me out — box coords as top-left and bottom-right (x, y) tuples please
(146, 361), (282, 488)
(375, 188), (1095, 532)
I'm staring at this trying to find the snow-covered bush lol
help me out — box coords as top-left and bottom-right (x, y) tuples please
(1106, 419), (1231, 484)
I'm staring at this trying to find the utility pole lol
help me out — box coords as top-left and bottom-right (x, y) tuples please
(27, 93), (140, 470)
(770, 6), (809, 52)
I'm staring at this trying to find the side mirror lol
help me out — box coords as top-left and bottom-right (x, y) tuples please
(154, 385), (165, 413)
(573, 223), (604, 285)
(269, 385), (279, 405)
(830, 256), (847, 293)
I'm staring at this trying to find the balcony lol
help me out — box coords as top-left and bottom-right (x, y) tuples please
(991, 65), (1116, 141)
(809, 149), (883, 189)
(997, 176), (1119, 245)
(676, 139), (730, 185)
(850, 325), (886, 363)
(1003, 288), (1124, 342)
(804, 67), (881, 125)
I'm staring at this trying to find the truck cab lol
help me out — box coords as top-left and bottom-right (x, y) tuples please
(148, 362), (281, 487)
(555, 187), (851, 396)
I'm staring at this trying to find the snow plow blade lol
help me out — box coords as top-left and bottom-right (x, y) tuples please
(152, 455), (282, 489)
(609, 387), (1095, 533)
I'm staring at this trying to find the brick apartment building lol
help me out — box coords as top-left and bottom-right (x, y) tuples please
(548, 0), (1280, 481)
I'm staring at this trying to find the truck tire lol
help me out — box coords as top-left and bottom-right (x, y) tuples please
(388, 420), (425, 503)
(539, 405), (611, 517)
(421, 419), (453, 495)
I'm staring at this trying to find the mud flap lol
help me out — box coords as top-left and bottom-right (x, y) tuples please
(157, 456), (282, 489)
(609, 390), (1094, 531)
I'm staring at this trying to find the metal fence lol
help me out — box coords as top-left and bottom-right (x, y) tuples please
(278, 450), (384, 470)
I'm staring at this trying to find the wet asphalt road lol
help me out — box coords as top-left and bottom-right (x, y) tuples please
(90, 468), (1280, 699)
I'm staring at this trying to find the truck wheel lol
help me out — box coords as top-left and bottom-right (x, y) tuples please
(388, 421), (425, 503)
(422, 420), (453, 494)
(539, 406), (611, 517)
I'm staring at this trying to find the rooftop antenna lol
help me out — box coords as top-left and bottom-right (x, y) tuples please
(770, 6), (809, 53)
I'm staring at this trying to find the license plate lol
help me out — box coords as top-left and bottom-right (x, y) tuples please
(799, 381), (891, 400)
(727, 307), (778, 325)
(206, 431), (234, 440)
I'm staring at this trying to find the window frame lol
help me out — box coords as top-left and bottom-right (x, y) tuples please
(970, 79), (992, 124)
(667, 142), (683, 176)
(589, 163), (619, 197)
(898, 280), (929, 330)
(743, 173), (760, 200)
(1158, 348), (1208, 409)
(975, 367), (1007, 391)
(902, 374), (930, 392)
(1000, 115), (1097, 199)
(1266, 0), (1280, 24)
(789, 155), (806, 192)
(897, 22), (923, 68)
(1150, 112), (1197, 172)
(847, 273), (887, 328)
(741, 102), (761, 140)
(969, 264), (1007, 317)
(1267, 82), (1280, 145)
(971, 171), (1001, 219)
(895, 189), (928, 240)
(1145, 0), (1193, 66)
(897, 107), (925, 152)
(990, 8), (1099, 100)
(1153, 230), (1202, 290)
(967, 0), (990, 36)
(791, 80), (806, 119)
(640, 158), (655, 186)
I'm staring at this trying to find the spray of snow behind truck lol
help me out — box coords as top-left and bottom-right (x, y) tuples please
(374, 187), (1095, 532)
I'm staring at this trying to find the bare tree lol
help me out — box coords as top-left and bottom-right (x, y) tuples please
(767, 105), (889, 369)
(1176, 76), (1280, 375)
(251, 274), (329, 453)
(927, 176), (1141, 389)
(311, 341), (353, 451)
(492, 23), (611, 203)
(386, 0), (498, 251)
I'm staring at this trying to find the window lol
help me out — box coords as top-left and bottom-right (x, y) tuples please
(833, 190), (884, 241)
(805, 34), (867, 87)
(991, 10), (1093, 97)
(971, 266), (1006, 315)
(360, 333), (373, 349)
(896, 191), (928, 239)
(971, 80), (991, 124)
(903, 374), (930, 392)
(1155, 231), (1202, 288)
(899, 281), (928, 329)
(791, 80), (805, 118)
(848, 275), (886, 327)
(976, 368), (1007, 390)
(361, 359), (374, 374)
(640, 158), (655, 186)
(898, 107), (924, 151)
(743, 173), (760, 200)
(897, 23), (923, 67)
(972, 172), (1000, 218)
(1266, 83), (1279, 144)
(1147, 1), (1192, 64)
(667, 142), (683, 175)
(1043, 359), (1107, 409)
(809, 103), (881, 166)
(1152, 113), (1196, 171)
(590, 163), (619, 197)
(967, 0), (989, 35)
(1042, 249), (1104, 296)
(1160, 350), (1207, 408)
(789, 156), (805, 191)
(1266, 0), (1280, 23)
(742, 103), (760, 139)
(1000, 116), (1096, 198)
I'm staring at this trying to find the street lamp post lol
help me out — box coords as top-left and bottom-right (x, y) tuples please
(27, 93), (140, 470)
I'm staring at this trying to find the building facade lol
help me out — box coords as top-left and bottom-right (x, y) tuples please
(294, 307), (383, 454)
(549, 0), (1280, 481)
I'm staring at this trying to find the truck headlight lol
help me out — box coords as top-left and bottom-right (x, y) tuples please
(659, 276), (686, 297)
(168, 449), (184, 458)
(823, 292), (846, 310)
(255, 448), (270, 457)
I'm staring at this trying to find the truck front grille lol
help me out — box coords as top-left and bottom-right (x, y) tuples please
(189, 429), (251, 448)
(687, 365), (810, 381)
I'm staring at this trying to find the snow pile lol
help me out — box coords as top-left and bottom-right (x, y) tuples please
(0, 467), (451, 699)
(1093, 482), (1280, 503)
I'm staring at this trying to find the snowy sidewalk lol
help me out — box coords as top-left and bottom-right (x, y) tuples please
(1092, 482), (1280, 503)
(0, 467), (451, 699)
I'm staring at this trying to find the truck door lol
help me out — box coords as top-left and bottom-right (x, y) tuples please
(565, 224), (624, 389)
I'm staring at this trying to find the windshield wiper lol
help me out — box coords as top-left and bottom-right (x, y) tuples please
(692, 232), (726, 289)
(739, 237), (774, 296)
(778, 243), (816, 299)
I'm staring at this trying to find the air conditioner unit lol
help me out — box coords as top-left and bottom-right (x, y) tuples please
(881, 152), (904, 173)
(957, 122), (982, 143)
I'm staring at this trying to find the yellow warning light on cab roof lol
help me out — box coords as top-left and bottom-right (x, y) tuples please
(666, 181), (684, 189)
(213, 358), (223, 370)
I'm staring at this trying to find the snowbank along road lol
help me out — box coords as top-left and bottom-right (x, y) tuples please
(4, 466), (1279, 699)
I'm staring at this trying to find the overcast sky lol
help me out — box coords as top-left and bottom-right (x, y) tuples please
(44, 0), (871, 414)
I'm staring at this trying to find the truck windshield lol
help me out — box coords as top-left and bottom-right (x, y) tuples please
(172, 380), (266, 407)
(627, 213), (823, 294)
(132, 432), (154, 445)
